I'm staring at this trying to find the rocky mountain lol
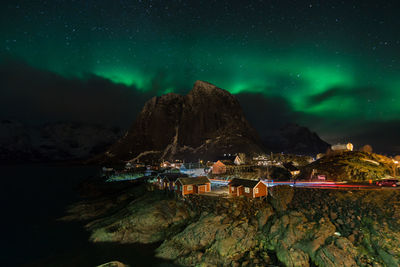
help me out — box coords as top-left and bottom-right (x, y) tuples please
(101, 80), (265, 163)
(0, 120), (122, 163)
(263, 123), (330, 155)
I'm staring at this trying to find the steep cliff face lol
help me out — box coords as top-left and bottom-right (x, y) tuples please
(104, 80), (264, 162)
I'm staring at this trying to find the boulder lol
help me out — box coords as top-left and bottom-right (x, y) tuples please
(88, 196), (192, 244)
(156, 213), (258, 266)
(268, 186), (294, 212)
(314, 238), (358, 267)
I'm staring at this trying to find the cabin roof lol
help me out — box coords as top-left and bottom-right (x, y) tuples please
(177, 176), (210, 185)
(214, 159), (236, 166)
(158, 173), (188, 180)
(228, 178), (261, 188)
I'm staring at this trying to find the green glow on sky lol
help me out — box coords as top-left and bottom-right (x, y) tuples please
(302, 66), (354, 93)
(2, 0), (400, 152)
(77, 48), (398, 123)
(93, 67), (149, 89)
(1, 7), (399, 126)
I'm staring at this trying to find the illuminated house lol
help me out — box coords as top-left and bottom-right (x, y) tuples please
(228, 178), (267, 198)
(331, 143), (353, 151)
(175, 176), (211, 196)
(234, 155), (245, 165)
(161, 161), (172, 168)
(212, 160), (235, 174)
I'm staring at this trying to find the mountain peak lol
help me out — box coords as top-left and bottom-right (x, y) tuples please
(191, 80), (224, 94)
(101, 81), (264, 163)
(193, 80), (216, 89)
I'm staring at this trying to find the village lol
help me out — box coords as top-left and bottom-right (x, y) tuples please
(102, 142), (400, 198)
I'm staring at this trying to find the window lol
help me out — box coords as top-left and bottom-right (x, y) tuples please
(187, 185), (193, 191)
(245, 187), (250, 193)
(254, 188), (259, 194)
(174, 185), (178, 190)
(231, 186), (235, 192)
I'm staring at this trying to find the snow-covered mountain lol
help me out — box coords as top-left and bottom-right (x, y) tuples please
(0, 120), (122, 163)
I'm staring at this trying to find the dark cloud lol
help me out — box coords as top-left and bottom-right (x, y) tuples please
(348, 120), (400, 155)
(0, 58), (153, 128)
(307, 86), (384, 106)
(236, 92), (300, 136)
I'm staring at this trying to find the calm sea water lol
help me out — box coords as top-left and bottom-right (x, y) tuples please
(0, 164), (176, 267)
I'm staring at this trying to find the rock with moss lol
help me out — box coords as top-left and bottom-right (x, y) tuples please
(88, 195), (193, 244)
(268, 185), (294, 212)
(300, 151), (395, 181)
(156, 213), (258, 266)
(314, 238), (358, 267)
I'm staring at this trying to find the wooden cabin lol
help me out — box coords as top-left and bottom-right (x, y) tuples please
(212, 160), (236, 174)
(175, 176), (211, 196)
(156, 173), (187, 190)
(228, 178), (267, 198)
(234, 154), (245, 165)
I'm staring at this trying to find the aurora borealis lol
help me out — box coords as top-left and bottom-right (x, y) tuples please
(1, 0), (400, 153)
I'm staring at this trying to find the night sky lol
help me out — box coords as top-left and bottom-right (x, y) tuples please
(1, 0), (400, 154)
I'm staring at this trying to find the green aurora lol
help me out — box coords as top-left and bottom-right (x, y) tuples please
(8, 43), (398, 122)
(1, 0), (400, 151)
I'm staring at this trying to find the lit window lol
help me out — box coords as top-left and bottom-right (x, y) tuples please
(188, 185), (193, 191)
(254, 188), (259, 194)
(231, 186), (235, 192)
(245, 187), (250, 193)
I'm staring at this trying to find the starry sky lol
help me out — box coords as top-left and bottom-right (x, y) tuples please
(1, 0), (400, 154)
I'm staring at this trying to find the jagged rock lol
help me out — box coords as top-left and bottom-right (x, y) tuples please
(96, 261), (129, 267)
(362, 221), (400, 266)
(99, 80), (264, 163)
(256, 204), (274, 229)
(88, 195), (192, 244)
(276, 248), (310, 267)
(156, 214), (227, 260)
(268, 185), (294, 212)
(314, 238), (358, 267)
(156, 212), (258, 266)
(266, 211), (338, 267)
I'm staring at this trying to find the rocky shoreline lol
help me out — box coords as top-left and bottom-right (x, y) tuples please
(63, 182), (400, 266)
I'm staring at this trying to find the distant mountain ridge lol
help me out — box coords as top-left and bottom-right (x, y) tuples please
(100, 80), (265, 163)
(0, 120), (121, 163)
(1, 82), (331, 164)
(263, 123), (331, 155)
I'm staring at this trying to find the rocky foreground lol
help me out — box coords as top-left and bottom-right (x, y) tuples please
(63, 183), (400, 267)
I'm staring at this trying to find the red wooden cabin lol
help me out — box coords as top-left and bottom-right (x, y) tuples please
(228, 178), (267, 198)
(175, 176), (211, 196)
